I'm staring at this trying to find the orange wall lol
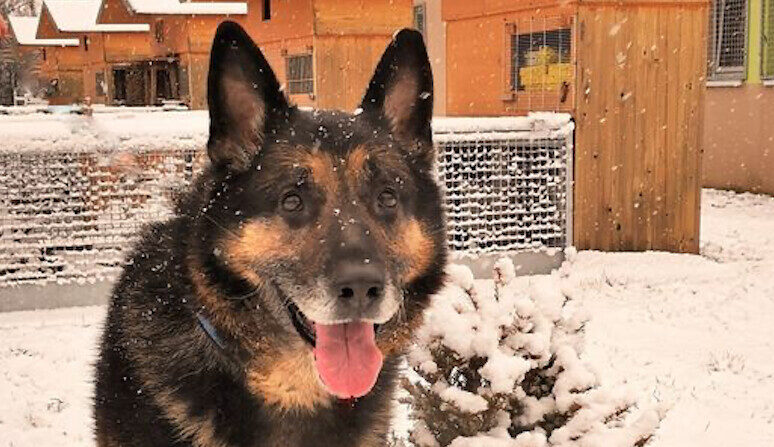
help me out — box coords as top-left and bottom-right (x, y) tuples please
(241, 0), (315, 41)
(703, 85), (774, 195)
(314, 34), (395, 111)
(443, 2), (577, 116)
(313, 0), (411, 35)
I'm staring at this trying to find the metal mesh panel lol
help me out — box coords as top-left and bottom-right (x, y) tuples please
(286, 54), (313, 94)
(0, 148), (205, 286)
(0, 117), (573, 287)
(506, 17), (574, 111)
(708, 0), (747, 80)
(436, 127), (572, 255)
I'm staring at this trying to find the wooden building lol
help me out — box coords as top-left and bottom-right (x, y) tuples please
(95, 0), (248, 108)
(37, 0), (149, 105)
(96, 0), (412, 110)
(7, 0), (414, 109)
(7, 15), (79, 102)
(441, 0), (709, 254)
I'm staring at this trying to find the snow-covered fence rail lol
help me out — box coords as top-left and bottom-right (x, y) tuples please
(0, 112), (573, 290)
(434, 113), (573, 256)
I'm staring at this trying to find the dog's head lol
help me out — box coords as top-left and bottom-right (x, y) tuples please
(199, 22), (446, 399)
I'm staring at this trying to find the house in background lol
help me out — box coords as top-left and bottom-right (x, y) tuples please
(95, 0), (413, 110)
(6, 15), (79, 102)
(95, 0), (247, 108)
(237, 0), (413, 111)
(36, 0), (149, 105)
(6, 0), (415, 110)
(703, 0), (774, 195)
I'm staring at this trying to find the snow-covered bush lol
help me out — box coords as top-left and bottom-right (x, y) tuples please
(404, 258), (664, 447)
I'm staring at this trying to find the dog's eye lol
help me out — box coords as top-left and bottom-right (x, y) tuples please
(377, 190), (398, 208)
(281, 194), (303, 212)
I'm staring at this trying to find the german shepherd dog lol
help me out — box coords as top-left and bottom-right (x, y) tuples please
(94, 21), (446, 447)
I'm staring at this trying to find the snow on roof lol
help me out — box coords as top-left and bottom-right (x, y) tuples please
(44, 0), (149, 33)
(7, 15), (79, 46)
(125, 0), (247, 15)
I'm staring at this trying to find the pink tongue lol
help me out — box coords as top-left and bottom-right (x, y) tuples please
(313, 322), (383, 399)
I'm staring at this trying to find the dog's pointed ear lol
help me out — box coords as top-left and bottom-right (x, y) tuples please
(207, 21), (288, 171)
(360, 29), (434, 161)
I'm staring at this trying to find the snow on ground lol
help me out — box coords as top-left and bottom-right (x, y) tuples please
(1, 188), (773, 446)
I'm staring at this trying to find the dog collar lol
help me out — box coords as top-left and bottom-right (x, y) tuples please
(196, 312), (227, 350)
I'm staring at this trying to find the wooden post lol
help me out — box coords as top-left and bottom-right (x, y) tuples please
(573, 0), (708, 253)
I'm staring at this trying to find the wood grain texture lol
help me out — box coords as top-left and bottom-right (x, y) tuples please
(574, 3), (706, 253)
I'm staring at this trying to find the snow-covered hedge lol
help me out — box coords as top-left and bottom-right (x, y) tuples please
(404, 259), (664, 447)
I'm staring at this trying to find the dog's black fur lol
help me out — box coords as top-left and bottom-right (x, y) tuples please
(94, 22), (446, 447)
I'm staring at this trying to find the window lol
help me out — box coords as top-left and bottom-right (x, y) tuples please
(154, 20), (165, 43)
(413, 4), (426, 37)
(83, 36), (89, 52)
(763, 0), (774, 79)
(95, 72), (106, 97)
(708, 0), (747, 80)
(286, 54), (313, 94)
(113, 68), (127, 102)
(262, 0), (271, 21)
(510, 28), (572, 93)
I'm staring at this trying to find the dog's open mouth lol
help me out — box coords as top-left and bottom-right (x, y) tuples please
(286, 301), (316, 346)
(283, 299), (384, 399)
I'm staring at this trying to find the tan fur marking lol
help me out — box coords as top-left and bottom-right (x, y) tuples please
(153, 390), (229, 447)
(211, 74), (266, 170)
(393, 218), (434, 283)
(247, 348), (332, 412)
(346, 145), (370, 184)
(187, 255), (245, 336)
(384, 73), (419, 140)
(224, 218), (296, 268)
(303, 151), (338, 195)
(265, 148), (338, 195)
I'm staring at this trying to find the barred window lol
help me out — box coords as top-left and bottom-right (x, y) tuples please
(708, 0), (747, 80)
(510, 28), (572, 92)
(763, 0), (774, 79)
(414, 4), (426, 37)
(286, 54), (313, 95)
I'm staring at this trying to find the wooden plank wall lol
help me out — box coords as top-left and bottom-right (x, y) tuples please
(314, 35), (394, 111)
(574, 3), (707, 253)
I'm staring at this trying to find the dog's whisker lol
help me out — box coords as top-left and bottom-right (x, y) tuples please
(201, 213), (240, 239)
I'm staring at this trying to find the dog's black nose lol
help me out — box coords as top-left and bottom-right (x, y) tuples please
(332, 261), (385, 302)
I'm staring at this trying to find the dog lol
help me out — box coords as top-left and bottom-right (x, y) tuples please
(94, 21), (447, 447)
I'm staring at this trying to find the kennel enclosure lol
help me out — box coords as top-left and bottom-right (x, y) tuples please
(0, 113), (573, 308)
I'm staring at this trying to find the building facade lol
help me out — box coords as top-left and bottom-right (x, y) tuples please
(703, 0), (774, 194)
(7, 0), (414, 110)
(439, 0), (708, 254)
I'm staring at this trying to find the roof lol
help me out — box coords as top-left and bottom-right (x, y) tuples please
(123, 0), (247, 15)
(44, 0), (149, 32)
(7, 15), (79, 46)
